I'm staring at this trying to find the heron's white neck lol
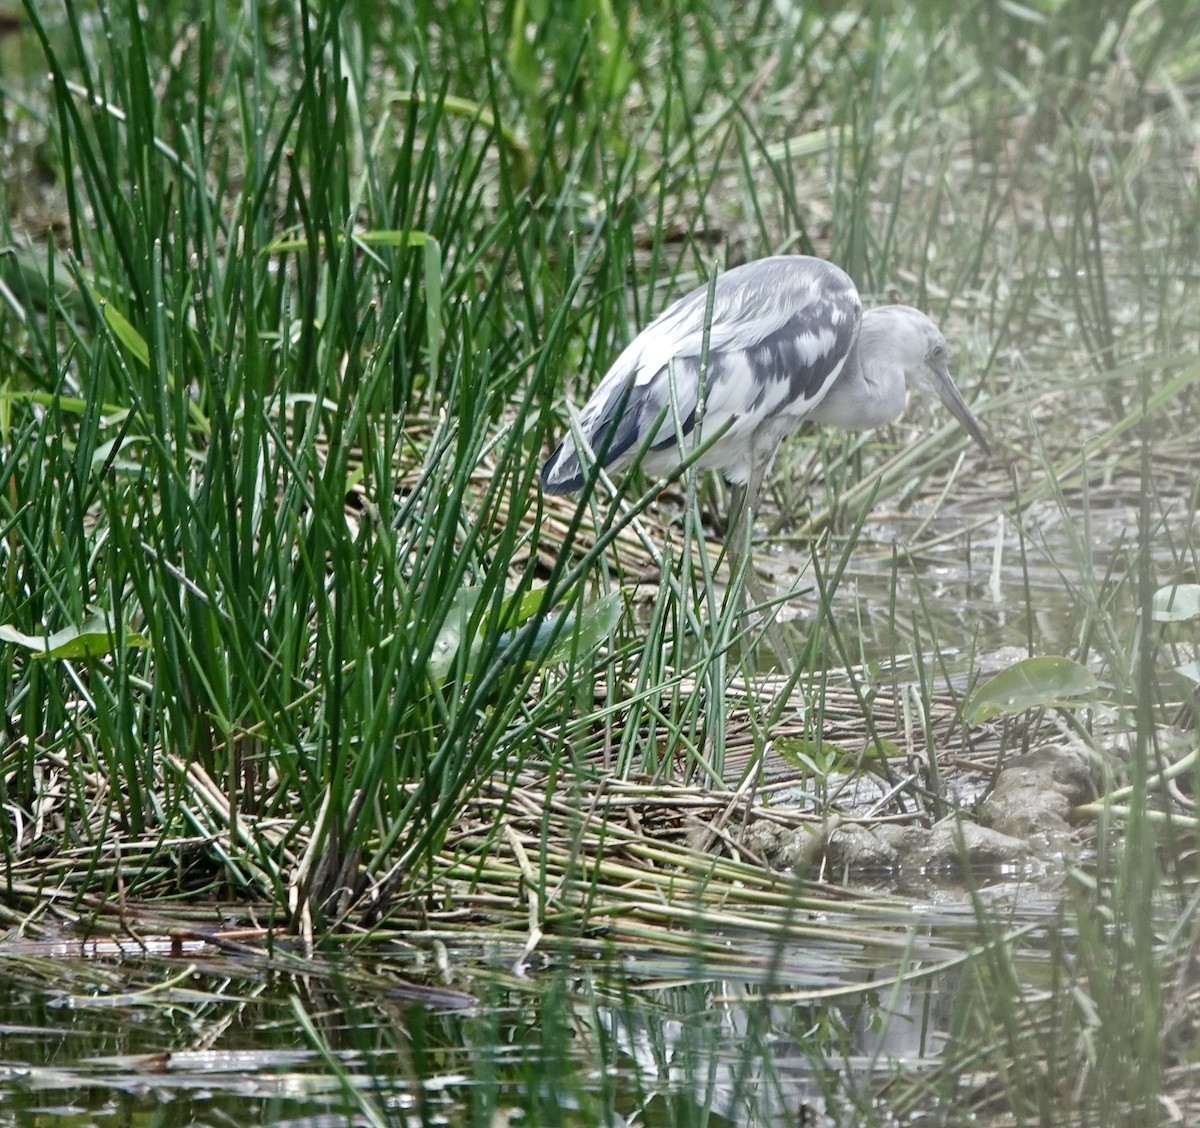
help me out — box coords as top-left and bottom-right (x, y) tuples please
(809, 313), (908, 430)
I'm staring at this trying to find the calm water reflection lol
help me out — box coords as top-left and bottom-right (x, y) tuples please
(0, 894), (1070, 1127)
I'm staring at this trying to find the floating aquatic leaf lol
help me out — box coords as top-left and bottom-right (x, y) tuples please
(1152, 584), (1200, 623)
(967, 656), (1097, 725)
(0, 612), (149, 659)
(1173, 660), (1200, 686)
(428, 588), (622, 681)
(774, 736), (897, 773)
(524, 590), (622, 670)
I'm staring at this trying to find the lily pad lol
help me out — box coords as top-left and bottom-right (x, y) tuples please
(1173, 660), (1200, 686)
(1152, 584), (1200, 623)
(967, 656), (1097, 725)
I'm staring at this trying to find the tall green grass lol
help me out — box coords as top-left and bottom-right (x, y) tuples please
(1, 0), (932, 923)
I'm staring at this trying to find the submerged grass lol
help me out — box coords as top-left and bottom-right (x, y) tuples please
(2, 0), (1200, 1123)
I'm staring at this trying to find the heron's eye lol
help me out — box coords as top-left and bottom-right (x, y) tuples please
(930, 344), (946, 360)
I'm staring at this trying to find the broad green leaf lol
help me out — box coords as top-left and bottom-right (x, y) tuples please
(90, 288), (211, 437)
(428, 588), (483, 683)
(91, 434), (148, 473)
(967, 656), (1097, 725)
(429, 586), (542, 682)
(1152, 584), (1200, 623)
(100, 299), (150, 368)
(355, 230), (434, 249)
(593, 0), (636, 102)
(387, 93), (530, 167)
(505, 0), (541, 98)
(1174, 660), (1200, 686)
(774, 737), (849, 774)
(0, 246), (88, 317)
(0, 612), (149, 659)
(0, 389), (127, 417)
(263, 228), (435, 254)
(428, 588), (622, 681)
(774, 736), (898, 774)
(536, 591), (622, 668)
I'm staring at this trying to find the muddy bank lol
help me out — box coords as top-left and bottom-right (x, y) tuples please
(744, 743), (1099, 889)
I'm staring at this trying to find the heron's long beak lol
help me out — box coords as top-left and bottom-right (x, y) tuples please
(930, 359), (990, 456)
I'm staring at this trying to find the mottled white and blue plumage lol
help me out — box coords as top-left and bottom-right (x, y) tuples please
(541, 255), (988, 499)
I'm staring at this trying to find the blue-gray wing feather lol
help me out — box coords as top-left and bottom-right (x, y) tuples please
(542, 256), (862, 493)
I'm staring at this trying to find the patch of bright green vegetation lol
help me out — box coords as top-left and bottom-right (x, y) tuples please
(3, 0), (1200, 1123)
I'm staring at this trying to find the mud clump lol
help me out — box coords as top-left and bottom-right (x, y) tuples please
(978, 743), (1098, 843)
(744, 744), (1097, 887)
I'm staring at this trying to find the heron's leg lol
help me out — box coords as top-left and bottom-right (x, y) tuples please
(735, 447), (771, 602)
(724, 483), (743, 586)
(729, 448), (791, 662)
(723, 474), (752, 599)
(728, 482), (747, 541)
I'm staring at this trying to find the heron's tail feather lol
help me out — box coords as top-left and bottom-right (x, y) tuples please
(539, 441), (586, 494)
(540, 379), (644, 495)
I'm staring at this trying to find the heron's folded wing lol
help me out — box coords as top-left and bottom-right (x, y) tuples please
(638, 262), (863, 443)
(541, 257), (863, 492)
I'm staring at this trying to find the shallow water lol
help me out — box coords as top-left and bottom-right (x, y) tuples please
(0, 884), (1086, 1128)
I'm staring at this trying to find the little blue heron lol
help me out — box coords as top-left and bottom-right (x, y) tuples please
(541, 255), (989, 628)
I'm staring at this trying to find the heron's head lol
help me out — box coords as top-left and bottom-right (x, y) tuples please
(882, 306), (990, 456)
